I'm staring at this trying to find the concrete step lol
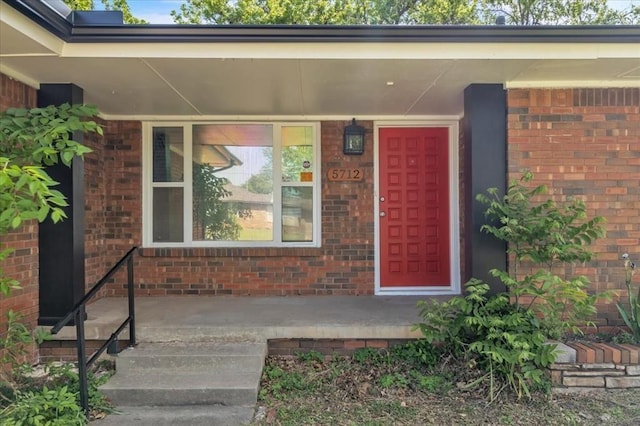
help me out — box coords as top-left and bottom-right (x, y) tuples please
(114, 341), (266, 374)
(93, 405), (255, 426)
(99, 340), (267, 424)
(100, 371), (261, 406)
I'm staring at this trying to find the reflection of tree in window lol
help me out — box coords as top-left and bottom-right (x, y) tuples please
(246, 144), (313, 191)
(192, 164), (250, 241)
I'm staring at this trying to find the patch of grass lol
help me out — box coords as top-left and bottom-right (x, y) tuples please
(390, 340), (440, 368)
(273, 406), (316, 425)
(367, 400), (418, 421)
(409, 371), (449, 393)
(353, 347), (381, 364)
(260, 365), (315, 400)
(295, 350), (323, 364)
(378, 373), (409, 389)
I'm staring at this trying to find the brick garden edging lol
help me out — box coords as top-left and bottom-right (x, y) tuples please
(551, 341), (640, 392)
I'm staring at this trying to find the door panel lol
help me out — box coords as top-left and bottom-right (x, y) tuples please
(379, 127), (450, 287)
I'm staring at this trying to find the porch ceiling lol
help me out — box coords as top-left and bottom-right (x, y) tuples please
(1, 3), (639, 119)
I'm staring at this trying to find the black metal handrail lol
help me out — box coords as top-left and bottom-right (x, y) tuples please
(50, 246), (138, 417)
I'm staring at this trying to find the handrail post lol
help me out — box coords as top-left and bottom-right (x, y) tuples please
(75, 304), (89, 417)
(48, 246), (137, 419)
(127, 254), (136, 347)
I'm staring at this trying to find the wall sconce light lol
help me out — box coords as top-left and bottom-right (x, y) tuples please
(343, 118), (365, 155)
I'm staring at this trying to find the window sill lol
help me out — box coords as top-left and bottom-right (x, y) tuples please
(139, 247), (325, 258)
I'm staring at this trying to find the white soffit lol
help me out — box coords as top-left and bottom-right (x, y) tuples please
(1, 3), (638, 117)
(0, 2), (63, 56)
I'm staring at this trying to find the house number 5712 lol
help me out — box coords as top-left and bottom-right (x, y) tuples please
(327, 168), (364, 182)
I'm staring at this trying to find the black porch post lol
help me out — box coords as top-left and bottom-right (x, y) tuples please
(37, 84), (86, 325)
(463, 84), (507, 294)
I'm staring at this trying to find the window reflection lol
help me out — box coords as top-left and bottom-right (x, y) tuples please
(192, 124), (274, 241)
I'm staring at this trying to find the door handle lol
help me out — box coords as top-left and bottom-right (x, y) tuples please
(380, 211), (386, 217)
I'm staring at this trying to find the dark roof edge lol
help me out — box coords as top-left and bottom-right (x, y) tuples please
(69, 25), (640, 43)
(5, 0), (640, 43)
(4, 0), (72, 39)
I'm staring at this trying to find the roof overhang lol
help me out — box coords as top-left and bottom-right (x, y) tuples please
(2, 0), (639, 119)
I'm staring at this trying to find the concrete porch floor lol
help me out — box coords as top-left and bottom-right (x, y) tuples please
(53, 296), (445, 342)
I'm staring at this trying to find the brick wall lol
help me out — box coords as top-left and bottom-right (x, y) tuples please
(123, 120), (375, 296)
(96, 121), (144, 295)
(84, 119), (108, 292)
(0, 74), (39, 360)
(507, 88), (640, 326)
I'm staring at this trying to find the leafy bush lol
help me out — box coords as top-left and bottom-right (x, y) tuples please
(0, 386), (84, 426)
(415, 172), (606, 400)
(45, 363), (113, 415)
(0, 103), (103, 422)
(477, 171), (607, 338)
(417, 279), (556, 400)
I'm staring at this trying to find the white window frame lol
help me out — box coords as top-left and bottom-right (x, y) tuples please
(142, 121), (321, 248)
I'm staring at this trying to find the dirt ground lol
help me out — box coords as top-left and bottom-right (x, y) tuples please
(253, 355), (640, 425)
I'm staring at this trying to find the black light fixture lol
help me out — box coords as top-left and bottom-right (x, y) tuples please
(343, 118), (365, 155)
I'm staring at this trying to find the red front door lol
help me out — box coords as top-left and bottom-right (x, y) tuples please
(379, 127), (450, 288)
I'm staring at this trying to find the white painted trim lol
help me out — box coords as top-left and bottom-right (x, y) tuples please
(99, 114), (464, 122)
(60, 42), (640, 61)
(141, 122), (152, 247)
(374, 120), (462, 297)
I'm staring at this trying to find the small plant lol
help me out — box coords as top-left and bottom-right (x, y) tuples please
(616, 253), (640, 343)
(0, 311), (51, 400)
(378, 373), (409, 389)
(390, 340), (439, 368)
(352, 347), (381, 364)
(612, 331), (636, 345)
(409, 371), (449, 393)
(296, 350), (324, 363)
(261, 365), (313, 400)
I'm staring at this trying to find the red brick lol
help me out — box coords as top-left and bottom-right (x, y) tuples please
(365, 340), (389, 349)
(508, 88), (640, 323)
(618, 344), (640, 364)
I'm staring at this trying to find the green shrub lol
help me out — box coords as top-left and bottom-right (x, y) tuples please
(45, 363), (113, 415)
(415, 172), (606, 400)
(0, 386), (84, 426)
(417, 279), (556, 400)
(477, 171), (607, 338)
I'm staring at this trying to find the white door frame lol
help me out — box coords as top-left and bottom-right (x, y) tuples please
(374, 120), (462, 296)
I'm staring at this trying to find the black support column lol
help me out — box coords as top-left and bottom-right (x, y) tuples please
(463, 84), (507, 294)
(37, 84), (86, 325)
